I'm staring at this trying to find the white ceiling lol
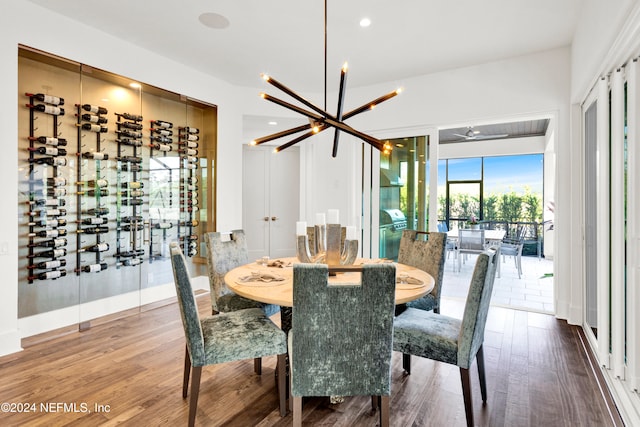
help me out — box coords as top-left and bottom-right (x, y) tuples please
(28, 0), (584, 93)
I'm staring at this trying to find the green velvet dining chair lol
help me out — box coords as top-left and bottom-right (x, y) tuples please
(204, 230), (280, 317)
(396, 230), (447, 374)
(204, 230), (280, 375)
(393, 248), (499, 427)
(289, 263), (397, 427)
(170, 242), (288, 427)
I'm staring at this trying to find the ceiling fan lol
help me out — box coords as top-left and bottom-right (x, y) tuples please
(453, 126), (508, 141)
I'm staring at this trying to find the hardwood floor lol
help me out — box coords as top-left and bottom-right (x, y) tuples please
(0, 295), (623, 426)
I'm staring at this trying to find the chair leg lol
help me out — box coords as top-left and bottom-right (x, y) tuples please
(459, 367), (474, 427)
(379, 395), (390, 427)
(277, 354), (287, 416)
(188, 366), (202, 427)
(254, 357), (262, 375)
(477, 345), (488, 404)
(183, 346), (191, 398)
(292, 396), (302, 427)
(371, 395), (378, 411)
(402, 353), (411, 375)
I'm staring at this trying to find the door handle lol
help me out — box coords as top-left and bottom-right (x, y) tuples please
(271, 216), (278, 221)
(263, 216), (270, 222)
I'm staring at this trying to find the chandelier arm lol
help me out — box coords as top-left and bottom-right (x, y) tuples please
(342, 89), (400, 120)
(252, 123), (312, 145)
(323, 117), (383, 151)
(274, 127), (327, 153)
(263, 75), (332, 119)
(262, 93), (325, 122)
(332, 65), (348, 157)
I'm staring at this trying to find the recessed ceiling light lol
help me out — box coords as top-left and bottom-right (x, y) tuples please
(360, 17), (371, 27)
(268, 121), (278, 126)
(199, 12), (230, 29)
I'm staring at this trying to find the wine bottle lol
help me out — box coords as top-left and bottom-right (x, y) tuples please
(29, 237), (67, 248)
(31, 208), (67, 217)
(116, 138), (143, 147)
(29, 269), (67, 281)
(121, 224), (144, 231)
(31, 157), (68, 167)
(187, 248), (197, 257)
(120, 163), (143, 172)
(151, 128), (173, 136)
(86, 207), (109, 216)
(180, 220), (199, 227)
(151, 135), (172, 144)
(182, 156), (197, 163)
(184, 163), (197, 170)
(122, 258), (143, 267)
(181, 184), (197, 192)
(178, 148), (198, 156)
(78, 123), (108, 133)
(115, 112), (143, 122)
(26, 93), (64, 105)
(29, 218), (67, 227)
(116, 129), (143, 139)
(150, 143), (172, 152)
(185, 199), (199, 206)
(82, 242), (109, 252)
(186, 241), (197, 250)
(118, 249), (145, 257)
(80, 113), (108, 124)
(81, 104), (107, 114)
(29, 136), (68, 147)
(29, 259), (67, 270)
(182, 134), (199, 142)
(122, 198), (143, 206)
(179, 140), (199, 149)
(153, 222), (173, 229)
(117, 156), (142, 164)
(120, 215), (143, 223)
(45, 176), (67, 187)
(31, 248), (67, 258)
(78, 226), (109, 234)
(118, 121), (143, 130)
(29, 228), (67, 238)
(81, 152), (109, 160)
(181, 127), (200, 134)
(78, 189), (109, 197)
(34, 188), (67, 198)
(81, 262), (108, 273)
(180, 234), (198, 241)
(180, 205), (199, 212)
(26, 104), (65, 116)
(152, 119), (173, 129)
(77, 179), (108, 188)
(30, 198), (66, 207)
(121, 182), (143, 189)
(122, 190), (144, 197)
(28, 146), (67, 156)
(80, 217), (108, 225)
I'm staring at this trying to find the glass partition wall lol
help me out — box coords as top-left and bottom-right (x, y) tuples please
(17, 46), (216, 335)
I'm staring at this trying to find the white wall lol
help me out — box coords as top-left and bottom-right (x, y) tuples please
(571, 0), (637, 102)
(0, 2), (246, 355)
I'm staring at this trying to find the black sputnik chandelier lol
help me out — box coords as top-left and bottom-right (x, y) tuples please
(250, 0), (401, 157)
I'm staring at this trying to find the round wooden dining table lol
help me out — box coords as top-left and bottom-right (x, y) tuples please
(224, 256), (435, 307)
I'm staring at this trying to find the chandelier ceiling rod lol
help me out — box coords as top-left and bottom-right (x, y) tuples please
(250, 0), (400, 157)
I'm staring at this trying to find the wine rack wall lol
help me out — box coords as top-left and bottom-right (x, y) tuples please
(18, 48), (216, 320)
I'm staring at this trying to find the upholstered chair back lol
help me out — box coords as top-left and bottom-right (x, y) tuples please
(204, 230), (249, 312)
(170, 243), (206, 367)
(457, 249), (498, 369)
(397, 230), (447, 312)
(290, 263), (396, 397)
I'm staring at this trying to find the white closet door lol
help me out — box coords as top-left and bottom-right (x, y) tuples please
(242, 146), (299, 260)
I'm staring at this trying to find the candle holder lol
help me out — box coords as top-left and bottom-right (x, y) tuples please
(297, 224), (358, 266)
